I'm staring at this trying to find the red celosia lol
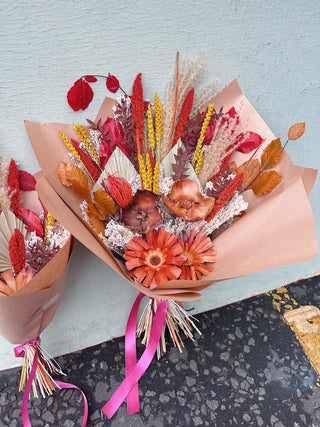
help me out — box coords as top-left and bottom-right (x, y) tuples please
(206, 173), (244, 222)
(71, 139), (101, 182)
(131, 73), (144, 154)
(173, 88), (194, 146)
(107, 174), (132, 207)
(8, 159), (20, 215)
(8, 229), (26, 274)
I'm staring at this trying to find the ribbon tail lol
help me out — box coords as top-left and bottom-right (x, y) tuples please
(125, 292), (144, 414)
(55, 381), (88, 427)
(21, 348), (38, 427)
(102, 298), (168, 418)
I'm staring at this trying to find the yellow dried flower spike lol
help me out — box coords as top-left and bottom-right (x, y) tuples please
(192, 103), (214, 168)
(59, 131), (82, 163)
(154, 93), (163, 145)
(147, 106), (155, 153)
(74, 124), (99, 165)
(146, 151), (153, 191)
(153, 161), (160, 194)
(138, 154), (148, 190)
(44, 212), (55, 242)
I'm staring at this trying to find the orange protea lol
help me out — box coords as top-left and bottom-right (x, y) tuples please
(179, 231), (216, 280)
(124, 228), (186, 289)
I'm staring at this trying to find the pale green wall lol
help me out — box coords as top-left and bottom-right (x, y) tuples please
(0, 0), (319, 369)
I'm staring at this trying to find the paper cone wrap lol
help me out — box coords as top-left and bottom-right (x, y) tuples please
(0, 236), (73, 344)
(25, 81), (318, 301)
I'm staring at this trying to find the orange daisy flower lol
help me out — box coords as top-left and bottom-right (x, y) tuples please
(124, 228), (186, 289)
(180, 231), (216, 280)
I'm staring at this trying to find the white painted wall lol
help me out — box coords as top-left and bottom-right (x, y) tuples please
(0, 0), (319, 369)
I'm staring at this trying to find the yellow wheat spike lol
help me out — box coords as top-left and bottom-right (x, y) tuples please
(138, 154), (148, 190)
(74, 124), (99, 165)
(192, 103), (214, 166)
(154, 93), (163, 146)
(195, 150), (203, 175)
(59, 130), (95, 182)
(153, 161), (160, 194)
(59, 131), (82, 163)
(146, 151), (153, 191)
(147, 105), (156, 153)
(44, 212), (55, 242)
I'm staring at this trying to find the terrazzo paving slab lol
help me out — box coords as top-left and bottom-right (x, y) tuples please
(1, 275), (320, 426)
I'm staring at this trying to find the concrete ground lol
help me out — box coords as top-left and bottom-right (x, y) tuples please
(1, 275), (320, 426)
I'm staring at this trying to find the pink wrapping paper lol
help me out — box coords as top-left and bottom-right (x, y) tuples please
(0, 184), (73, 344)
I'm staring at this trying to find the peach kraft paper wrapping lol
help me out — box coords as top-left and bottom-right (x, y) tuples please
(25, 80), (318, 302)
(0, 186), (73, 344)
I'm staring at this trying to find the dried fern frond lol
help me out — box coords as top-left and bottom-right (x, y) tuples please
(161, 52), (209, 160)
(198, 115), (243, 185)
(191, 80), (219, 118)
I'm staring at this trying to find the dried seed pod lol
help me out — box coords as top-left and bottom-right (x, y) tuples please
(120, 190), (163, 234)
(162, 179), (215, 222)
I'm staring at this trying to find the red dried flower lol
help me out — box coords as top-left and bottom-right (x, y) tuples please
(67, 78), (94, 111)
(8, 159), (20, 215)
(107, 174), (132, 207)
(131, 73), (144, 154)
(71, 139), (100, 182)
(106, 74), (120, 93)
(8, 229), (26, 274)
(125, 228), (186, 289)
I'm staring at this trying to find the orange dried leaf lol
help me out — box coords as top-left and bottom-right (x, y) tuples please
(236, 159), (260, 189)
(93, 188), (117, 217)
(252, 170), (282, 196)
(86, 208), (106, 235)
(57, 162), (92, 200)
(57, 162), (71, 187)
(288, 122), (305, 141)
(260, 138), (282, 170)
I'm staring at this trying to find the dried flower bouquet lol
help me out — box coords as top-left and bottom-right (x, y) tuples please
(0, 155), (87, 426)
(26, 53), (317, 417)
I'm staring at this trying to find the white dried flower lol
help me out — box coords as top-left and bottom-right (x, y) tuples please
(104, 219), (141, 250)
(201, 192), (248, 235)
(80, 200), (90, 225)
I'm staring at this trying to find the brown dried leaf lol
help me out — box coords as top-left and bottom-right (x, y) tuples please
(260, 138), (282, 170)
(57, 162), (71, 187)
(86, 208), (106, 235)
(252, 170), (282, 196)
(288, 122), (305, 140)
(57, 162), (92, 200)
(236, 159), (260, 189)
(93, 189), (117, 217)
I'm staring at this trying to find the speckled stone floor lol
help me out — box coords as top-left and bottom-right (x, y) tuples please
(1, 275), (320, 427)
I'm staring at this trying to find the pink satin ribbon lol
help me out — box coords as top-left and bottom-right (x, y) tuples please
(102, 293), (168, 418)
(14, 338), (88, 427)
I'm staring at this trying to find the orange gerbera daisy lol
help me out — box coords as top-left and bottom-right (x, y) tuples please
(180, 231), (216, 280)
(124, 228), (186, 289)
